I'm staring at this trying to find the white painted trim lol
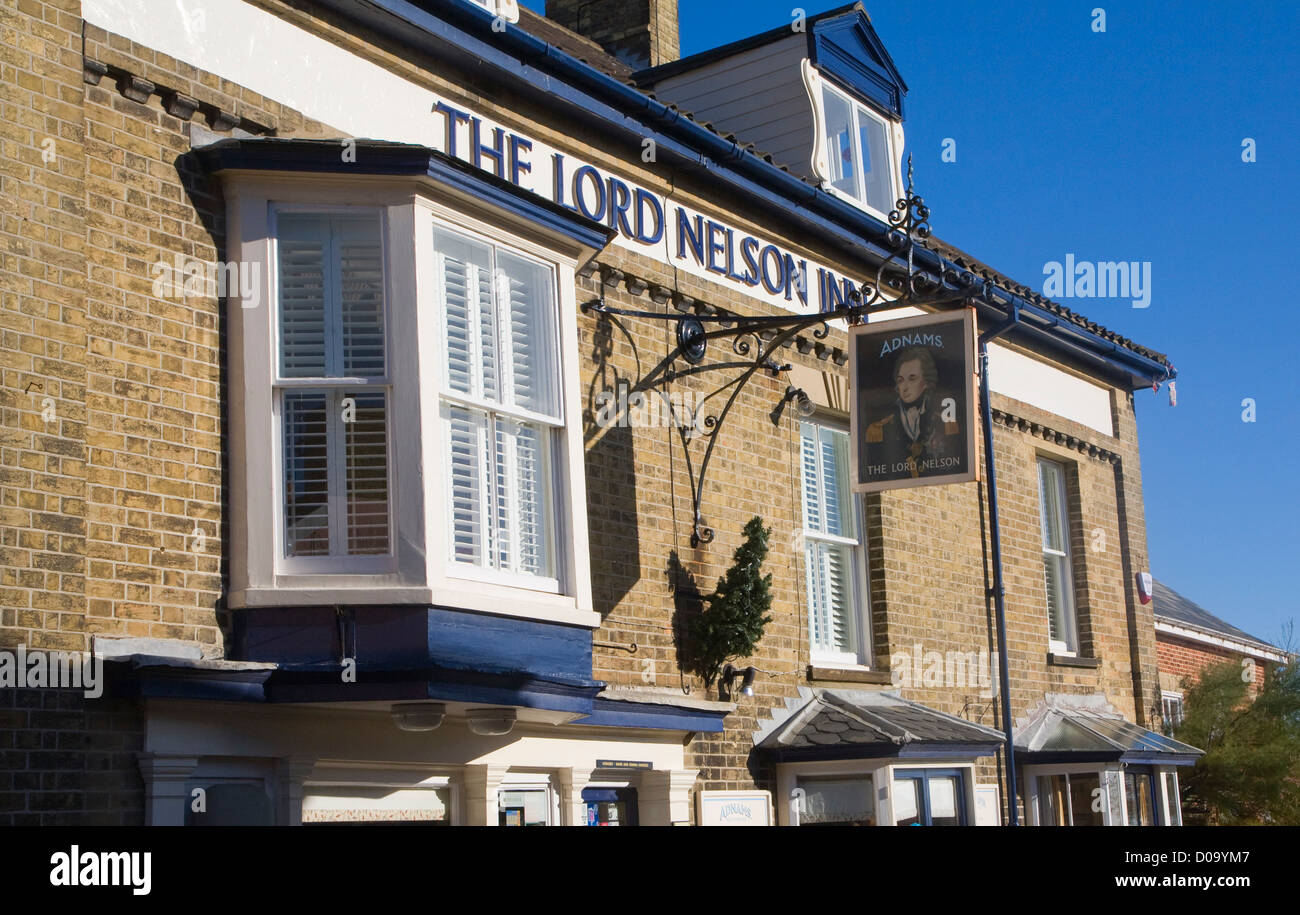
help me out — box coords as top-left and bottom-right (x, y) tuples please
(799, 417), (872, 667)
(1038, 456), (1079, 653)
(1022, 763), (1118, 826)
(807, 74), (900, 223)
(219, 176), (595, 626)
(1155, 620), (1287, 663)
(776, 758), (981, 826)
(985, 342), (1115, 437)
(801, 59), (829, 182)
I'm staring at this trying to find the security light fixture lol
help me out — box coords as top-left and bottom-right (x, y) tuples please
(719, 664), (757, 701)
(391, 702), (446, 732)
(788, 385), (816, 417)
(466, 707), (517, 736)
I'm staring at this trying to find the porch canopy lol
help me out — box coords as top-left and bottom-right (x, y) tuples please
(757, 689), (1004, 762)
(1015, 701), (1203, 766)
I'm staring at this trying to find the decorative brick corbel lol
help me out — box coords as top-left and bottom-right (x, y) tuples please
(118, 74), (155, 103)
(208, 108), (241, 132)
(163, 92), (199, 121)
(83, 59), (108, 86)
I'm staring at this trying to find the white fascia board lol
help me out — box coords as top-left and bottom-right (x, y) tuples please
(1155, 619), (1288, 663)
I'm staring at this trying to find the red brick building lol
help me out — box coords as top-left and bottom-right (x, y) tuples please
(1153, 579), (1289, 727)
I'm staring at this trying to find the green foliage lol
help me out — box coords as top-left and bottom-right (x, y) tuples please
(684, 517), (774, 688)
(1174, 657), (1300, 825)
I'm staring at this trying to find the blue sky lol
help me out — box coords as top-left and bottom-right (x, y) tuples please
(523, 0), (1299, 645)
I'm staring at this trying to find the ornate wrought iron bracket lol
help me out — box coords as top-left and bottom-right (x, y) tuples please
(582, 159), (982, 547)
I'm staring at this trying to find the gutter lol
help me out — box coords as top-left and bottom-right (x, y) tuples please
(319, 0), (1172, 389)
(1155, 619), (1290, 664)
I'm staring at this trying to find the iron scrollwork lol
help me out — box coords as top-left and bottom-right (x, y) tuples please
(582, 159), (979, 547)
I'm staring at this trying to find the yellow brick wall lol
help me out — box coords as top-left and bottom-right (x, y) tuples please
(0, 0), (1166, 813)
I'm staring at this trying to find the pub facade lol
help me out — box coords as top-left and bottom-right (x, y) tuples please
(1, 0), (1197, 825)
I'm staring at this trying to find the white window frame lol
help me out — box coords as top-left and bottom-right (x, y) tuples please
(222, 176), (595, 627)
(799, 417), (872, 668)
(467, 0), (519, 23)
(1037, 456), (1079, 655)
(417, 196), (593, 624)
(803, 60), (902, 222)
(497, 771), (557, 826)
(1024, 763), (1115, 826)
(1161, 690), (1185, 731)
(271, 205), (395, 575)
(1025, 763), (1184, 827)
(431, 218), (564, 594)
(776, 759), (978, 827)
(1159, 768), (1182, 826)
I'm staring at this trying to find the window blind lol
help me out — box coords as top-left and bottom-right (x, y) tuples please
(276, 211), (390, 560)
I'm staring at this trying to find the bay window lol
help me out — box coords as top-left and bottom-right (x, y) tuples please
(800, 419), (870, 666)
(212, 141), (602, 624)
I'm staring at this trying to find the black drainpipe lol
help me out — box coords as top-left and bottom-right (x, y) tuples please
(979, 303), (1020, 825)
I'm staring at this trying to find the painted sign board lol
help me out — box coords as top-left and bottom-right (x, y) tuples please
(849, 308), (979, 492)
(974, 785), (1002, 826)
(697, 790), (775, 826)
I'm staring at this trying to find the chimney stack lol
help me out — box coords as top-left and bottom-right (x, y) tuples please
(545, 0), (680, 70)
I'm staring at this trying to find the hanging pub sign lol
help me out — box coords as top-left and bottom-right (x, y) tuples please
(849, 309), (979, 492)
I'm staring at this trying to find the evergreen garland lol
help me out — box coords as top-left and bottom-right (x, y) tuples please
(685, 516), (774, 688)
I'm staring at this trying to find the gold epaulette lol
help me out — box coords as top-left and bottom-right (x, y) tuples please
(866, 415), (891, 443)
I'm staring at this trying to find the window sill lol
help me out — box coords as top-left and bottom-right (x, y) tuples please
(1047, 653), (1102, 670)
(229, 585), (600, 629)
(230, 586), (434, 608)
(808, 664), (894, 685)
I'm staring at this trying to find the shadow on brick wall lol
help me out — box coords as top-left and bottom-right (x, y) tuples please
(174, 146), (234, 652)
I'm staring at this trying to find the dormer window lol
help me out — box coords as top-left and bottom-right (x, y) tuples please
(819, 81), (896, 216)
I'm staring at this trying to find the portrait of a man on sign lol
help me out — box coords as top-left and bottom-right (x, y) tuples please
(849, 309), (978, 493)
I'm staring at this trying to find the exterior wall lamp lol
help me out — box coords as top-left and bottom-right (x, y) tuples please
(467, 708), (518, 736)
(718, 664), (757, 701)
(391, 702), (446, 732)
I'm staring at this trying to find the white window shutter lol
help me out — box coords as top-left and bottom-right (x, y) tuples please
(819, 427), (843, 537)
(446, 405), (486, 565)
(277, 215), (330, 378)
(276, 211), (391, 562)
(338, 227), (385, 378)
(498, 252), (559, 419)
(800, 423), (822, 532)
(824, 542), (854, 652)
(344, 390), (389, 554)
(434, 228), (559, 583)
(283, 391), (330, 556)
